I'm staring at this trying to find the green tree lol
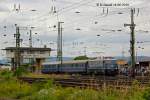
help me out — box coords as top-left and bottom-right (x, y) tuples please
(74, 56), (89, 60)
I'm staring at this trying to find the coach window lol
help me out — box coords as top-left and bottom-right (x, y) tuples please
(72, 64), (75, 67)
(76, 64), (78, 67)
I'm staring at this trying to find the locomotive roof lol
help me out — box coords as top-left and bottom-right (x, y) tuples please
(42, 59), (117, 65)
(43, 60), (88, 65)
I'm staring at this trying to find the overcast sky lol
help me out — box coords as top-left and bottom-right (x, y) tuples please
(0, 0), (150, 58)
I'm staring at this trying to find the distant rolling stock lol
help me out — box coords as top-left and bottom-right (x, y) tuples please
(41, 59), (118, 76)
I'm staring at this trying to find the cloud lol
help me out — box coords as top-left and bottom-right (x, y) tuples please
(0, 0), (150, 57)
(0, 3), (10, 12)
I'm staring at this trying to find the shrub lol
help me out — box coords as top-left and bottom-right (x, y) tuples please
(143, 87), (150, 100)
(13, 66), (28, 77)
(0, 79), (34, 99)
(0, 70), (13, 79)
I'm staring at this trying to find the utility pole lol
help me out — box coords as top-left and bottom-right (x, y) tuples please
(124, 8), (136, 77)
(57, 22), (64, 72)
(14, 24), (21, 71)
(29, 30), (32, 48)
(29, 28), (33, 65)
(29, 27), (35, 48)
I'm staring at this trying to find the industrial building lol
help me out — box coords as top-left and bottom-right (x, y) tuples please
(3, 47), (51, 72)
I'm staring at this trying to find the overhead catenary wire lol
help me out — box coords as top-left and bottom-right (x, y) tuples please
(32, 0), (96, 21)
(33, 7), (133, 31)
(0, 1), (150, 48)
(32, 7), (130, 32)
(18, 2), (148, 34)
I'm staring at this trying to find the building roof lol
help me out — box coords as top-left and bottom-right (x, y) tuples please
(3, 47), (51, 52)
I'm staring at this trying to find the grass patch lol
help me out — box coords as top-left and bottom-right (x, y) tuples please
(0, 70), (149, 100)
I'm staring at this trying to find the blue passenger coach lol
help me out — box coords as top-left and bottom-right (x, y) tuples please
(42, 59), (118, 75)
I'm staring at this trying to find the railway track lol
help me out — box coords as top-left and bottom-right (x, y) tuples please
(18, 76), (150, 89)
